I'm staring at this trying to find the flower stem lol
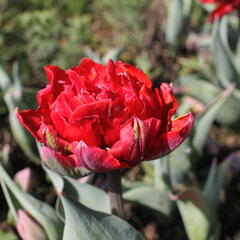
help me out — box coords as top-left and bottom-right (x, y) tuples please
(107, 170), (124, 218)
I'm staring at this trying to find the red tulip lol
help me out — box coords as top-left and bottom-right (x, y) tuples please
(200, 0), (240, 21)
(16, 58), (194, 175)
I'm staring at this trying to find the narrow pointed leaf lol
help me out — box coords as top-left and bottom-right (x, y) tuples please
(176, 189), (219, 240)
(180, 77), (240, 125)
(0, 66), (11, 93)
(212, 17), (240, 88)
(193, 84), (234, 154)
(204, 158), (230, 204)
(166, 0), (192, 48)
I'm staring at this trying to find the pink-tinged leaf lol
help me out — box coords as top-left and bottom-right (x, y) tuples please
(14, 168), (34, 192)
(17, 209), (47, 240)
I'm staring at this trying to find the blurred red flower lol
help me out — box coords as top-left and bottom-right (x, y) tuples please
(16, 58), (194, 173)
(201, 0), (240, 21)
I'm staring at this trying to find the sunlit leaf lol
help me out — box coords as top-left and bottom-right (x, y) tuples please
(45, 166), (110, 213)
(61, 196), (144, 240)
(212, 17), (240, 88)
(176, 189), (219, 240)
(123, 186), (174, 218)
(193, 84), (234, 154)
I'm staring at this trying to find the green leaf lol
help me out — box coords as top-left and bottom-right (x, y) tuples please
(4, 87), (40, 164)
(0, 163), (63, 240)
(0, 66), (11, 93)
(0, 229), (19, 240)
(212, 17), (240, 88)
(123, 186), (174, 218)
(61, 196), (144, 240)
(176, 189), (219, 240)
(102, 47), (124, 64)
(193, 84), (235, 154)
(203, 158), (230, 204)
(180, 77), (240, 125)
(0, 181), (21, 220)
(166, 0), (193, 48)
(44, 166), (110, 213)
(168, 139), (193, 187)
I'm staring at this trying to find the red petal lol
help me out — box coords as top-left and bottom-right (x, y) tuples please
(209, 2), (235, 21)
(154, 83), (178, 132)
(69, 58), (106, 92)
(147, 112), (194, 160)
(69, 100), (109, 125)
(73, 141), (121, 172)
(201, 0), (219, 3)
(16, 108), (42, 141)
(52, 90), (82, 120)
(139, 85), (160, 119)
(109, 118), (162, 166)
(121, 63), (152, 88)
(103, 119), (120, 147)
(44, 65), (70, 100)
(36, 85), (52, 124)
(50, 111), (102, 146)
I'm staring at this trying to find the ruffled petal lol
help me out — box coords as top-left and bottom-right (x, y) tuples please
(121, 63), (152, 88)
(73, 141), (121, 172)
(154, 83), (178, 132)
(16, 108), (43, 141)
(44, 65), (70, 100)
(69, 99), (109, 125)
(52, 90), (82, 120)
(109, 117), (162, 166)
(36, 85), (52, 124)
(50, 110), (102, 146)
(146, 112), (194, 160)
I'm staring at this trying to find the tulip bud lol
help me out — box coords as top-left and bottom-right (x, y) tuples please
(16, 210), (47, 240)
(14, 168), (34, 192)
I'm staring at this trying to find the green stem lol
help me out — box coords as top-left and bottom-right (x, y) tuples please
(107, 170), (124, 218)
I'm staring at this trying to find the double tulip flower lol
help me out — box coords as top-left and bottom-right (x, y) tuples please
(17, 58), (194, 175)
(201, 0), (240, 21)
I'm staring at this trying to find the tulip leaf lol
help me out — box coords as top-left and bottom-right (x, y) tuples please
(168, 139), (193, 187)
(45, 166), (110, 213)
(203, 158), (230, 204)
(123, 186), (174, 218)
(166, 0), (192, 48)
(4, 88), (40, 164)
(61, 196), (144, 240)
(176, 189), (219, 240)
(102, 47), (124, 64)
(0, 163), (63, 240)
(0, 66), (11, 93)
(1, 64), (39, 164)
(193, 84), (234, 154)
(0, 181), (21, 220)
(0, 230), (19, 240)
(212, 17), (240, 88)
(180, 77), (240, 125)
